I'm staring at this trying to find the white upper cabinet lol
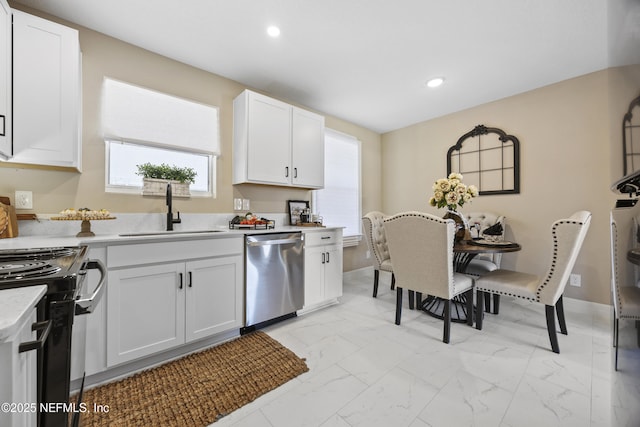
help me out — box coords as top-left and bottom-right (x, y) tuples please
(233, 89), (325, 189)
(0, 0), (11, 160)
(11, 10), (81, 170)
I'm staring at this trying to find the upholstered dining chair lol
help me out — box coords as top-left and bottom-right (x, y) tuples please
(384, 211), (474, 344)
(610, 212), (640, 370)
(474, 210), (591, 353)
(362, 211), (395, 297)
(464, 212), (507, 314)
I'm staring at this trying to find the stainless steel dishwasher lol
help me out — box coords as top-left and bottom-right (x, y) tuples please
(243, 232), (304, 333)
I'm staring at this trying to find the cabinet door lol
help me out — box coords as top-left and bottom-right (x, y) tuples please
(246, 92), (291, 184)
(185, 256), (243, 342)
(107, 263), (185, 366)
(0, 310), (37, 427)
(304, 245), (326, 307)
(324, 245), (343, 300)
(0, 0), (10, 160)
(12, 11), (81, 169)
(292, 107), (325, 188)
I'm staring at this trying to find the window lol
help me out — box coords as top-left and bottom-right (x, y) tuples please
(102, 78), (220, 196)
(313, 129), (361, 246)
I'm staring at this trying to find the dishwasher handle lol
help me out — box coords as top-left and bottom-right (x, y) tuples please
(247, 236), (301, 247)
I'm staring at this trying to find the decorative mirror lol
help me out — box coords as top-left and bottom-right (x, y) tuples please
(447, 124), (520, 195)
(623, 94), (640, 176)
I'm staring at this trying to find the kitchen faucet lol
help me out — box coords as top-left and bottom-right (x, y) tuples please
(166, 183), (181, 231)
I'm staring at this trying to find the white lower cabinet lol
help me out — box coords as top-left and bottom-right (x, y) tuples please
(0, 310), (37, 427)
(303, 229), (343, 308)
(106, 238), (243, 367)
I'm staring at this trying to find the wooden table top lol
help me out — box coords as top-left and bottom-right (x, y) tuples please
(454, 240), (521, 254)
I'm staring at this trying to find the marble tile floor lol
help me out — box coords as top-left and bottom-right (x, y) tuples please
(213, 269), (640, 427)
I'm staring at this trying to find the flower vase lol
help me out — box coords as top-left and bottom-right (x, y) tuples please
(443, 210), (471, 242)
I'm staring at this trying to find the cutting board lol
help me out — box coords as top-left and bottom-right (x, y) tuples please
(0, 198), (19, 238)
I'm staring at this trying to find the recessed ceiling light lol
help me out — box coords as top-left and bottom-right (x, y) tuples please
(267, 26), (281, 38)
(426, 77), (445, 88)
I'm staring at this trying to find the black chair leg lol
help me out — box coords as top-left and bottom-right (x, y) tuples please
(395, 287), (403, 325)
(408, 290), (415, 310)
(373, 269), (380, 298)
(484, 292), (491, 313)
(476, 290), (484, 330)
(465, 289), (474, 326)
(556, 296), (567, 335)
(391, 273), (396, 290)
(493, 294), (500, 314)
(443, 299), (451, 343)
(416, 292), (422, 309)
(545, 305), (560, 353)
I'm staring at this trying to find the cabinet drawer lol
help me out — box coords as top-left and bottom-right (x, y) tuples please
(108, 237), (243, 268)
(304, 229), (342, 247)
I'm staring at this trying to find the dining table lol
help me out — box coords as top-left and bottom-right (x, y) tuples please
(420, 238), (522, 323)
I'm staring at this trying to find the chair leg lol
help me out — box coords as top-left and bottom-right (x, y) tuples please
(373, 269), (380, 298)
(408, 290), (415, 310)
(476, 290), (484, 330)
(615, 317), (619, 371)
(545, 305), (560, 354)
(416, 292), (422, 309)
(556, 296), (567, 335)
(484, 292), (491, 313)
(395, 287), (403, 325)
(391, 273), (396, 290)
(443, 300), (451, 344)
(493, 294), (500, 314)
(465, 289), (474, 326)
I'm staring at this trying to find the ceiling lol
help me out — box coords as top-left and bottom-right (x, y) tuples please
(13, 0), (613, 134)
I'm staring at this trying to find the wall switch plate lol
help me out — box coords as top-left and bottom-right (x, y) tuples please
(233, 198), (242, 211)
(569, 273), (581, 287)
(15, 191), (33, 209)
(242, 199), (250, 210)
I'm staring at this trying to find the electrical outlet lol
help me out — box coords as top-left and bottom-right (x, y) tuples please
(569, 273), (581, 287)
(233, 198), (242, 211)
(15, 191), (33, 209)
(242, 199), (250, 210)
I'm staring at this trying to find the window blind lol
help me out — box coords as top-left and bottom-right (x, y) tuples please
(102, 78), (220, 155)
(313, 129), (361, 246)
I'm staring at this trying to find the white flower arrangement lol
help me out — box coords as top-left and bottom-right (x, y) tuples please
(429, 173), (478, 211)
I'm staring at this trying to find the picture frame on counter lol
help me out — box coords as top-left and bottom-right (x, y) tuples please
(288, 200), (309, 225)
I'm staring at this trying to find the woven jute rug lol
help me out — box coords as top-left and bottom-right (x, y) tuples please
(75, 331), (308, 427)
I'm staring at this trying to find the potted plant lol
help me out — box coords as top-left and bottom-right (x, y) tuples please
(136, 163), (197, 197)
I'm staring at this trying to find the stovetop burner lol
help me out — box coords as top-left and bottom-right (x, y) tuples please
(0, 247), (76, 262)
(0, 261), (62, 280)
(0, 246), (88, 292)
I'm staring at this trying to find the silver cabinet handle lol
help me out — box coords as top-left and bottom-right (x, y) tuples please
(285, 166), (289, 177)
(322, 252), (325, 264)
(326, 252), (330, 263)
(294, 167), (298, 178)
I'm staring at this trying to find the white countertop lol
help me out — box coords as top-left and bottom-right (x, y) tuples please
(0, 285), (47, 342)
(0, 224), (342, 250)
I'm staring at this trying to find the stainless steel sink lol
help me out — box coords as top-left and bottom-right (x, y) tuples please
(118, 229), (227, 237)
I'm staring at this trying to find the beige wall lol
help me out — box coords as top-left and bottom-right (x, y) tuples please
(380, 69), (640, 304)
(5, 5), (639, 304)
(0, 4), (381, 276)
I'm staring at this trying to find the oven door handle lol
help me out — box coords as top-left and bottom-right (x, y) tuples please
(18, 320), (52, 353)
(75, 259), (107, 315)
